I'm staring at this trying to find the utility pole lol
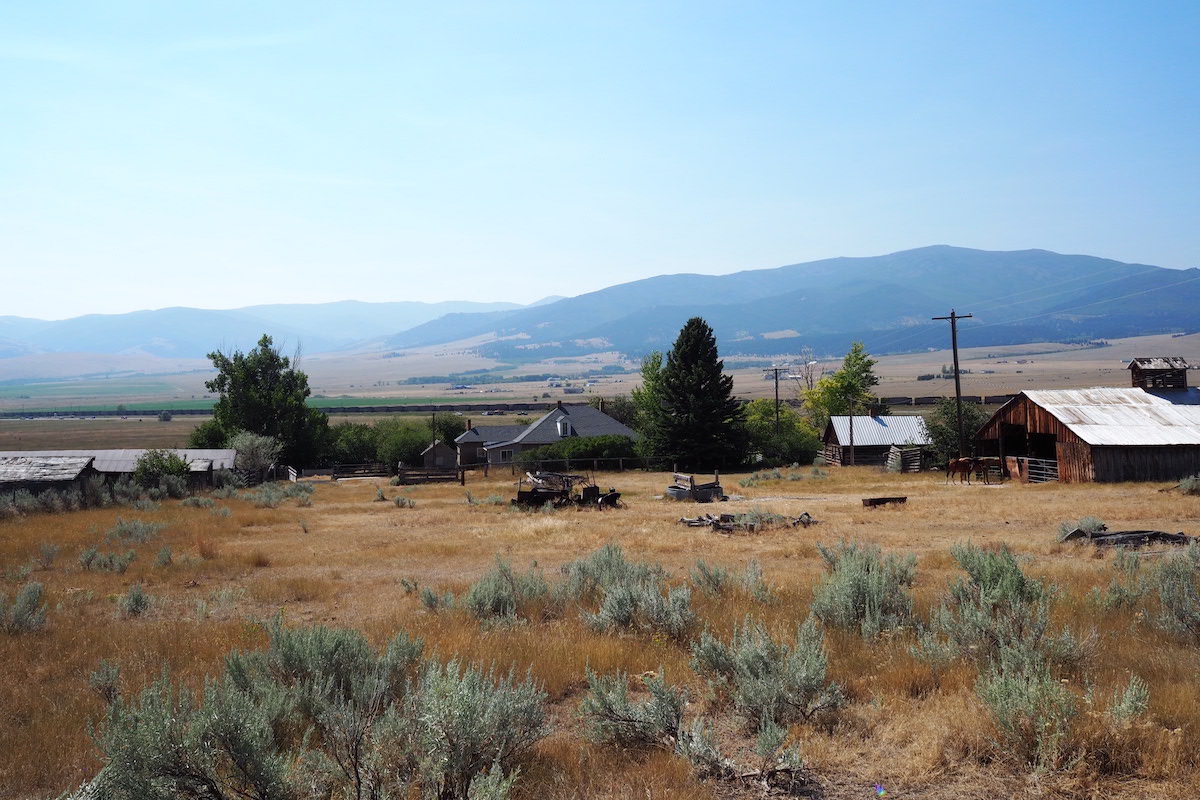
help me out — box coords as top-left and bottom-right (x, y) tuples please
(932, 309), (973, 457)
(763, 366), (785, 461)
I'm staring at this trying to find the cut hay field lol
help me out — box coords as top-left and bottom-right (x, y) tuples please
(3, 468), (1199, 799)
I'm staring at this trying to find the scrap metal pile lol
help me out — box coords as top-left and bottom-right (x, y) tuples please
(678, 511), (817, 534)
(512, 471), (622, 509)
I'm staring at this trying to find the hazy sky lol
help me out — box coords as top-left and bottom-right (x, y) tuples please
(3, 1), (1198, 320)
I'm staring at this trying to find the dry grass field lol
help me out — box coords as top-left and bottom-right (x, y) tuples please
(3, 467), (1200, 799)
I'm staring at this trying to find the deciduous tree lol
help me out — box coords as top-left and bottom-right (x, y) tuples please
(199, 334), (329, 467)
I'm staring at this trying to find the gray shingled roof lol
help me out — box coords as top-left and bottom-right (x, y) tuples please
(0, 456), (94, 484)
(1129, 357), (1189, 370)
(455, 426), (530, 445)
(826, 416), (931, 448)
(0, 449), (236, 473)
(485, 405), (639, 450)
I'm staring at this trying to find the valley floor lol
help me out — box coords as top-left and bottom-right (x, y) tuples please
(2, 467), (1199, 799)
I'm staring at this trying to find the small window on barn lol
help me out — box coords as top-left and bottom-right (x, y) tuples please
(500, 449), (514, 463)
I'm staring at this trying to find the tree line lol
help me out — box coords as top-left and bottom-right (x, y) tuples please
(192, 329), (980, 471)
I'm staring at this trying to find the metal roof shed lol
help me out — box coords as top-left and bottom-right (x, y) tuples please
(822, 415), (931, 467)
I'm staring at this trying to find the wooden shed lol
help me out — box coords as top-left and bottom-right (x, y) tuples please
(822, 415), (931, 468)
(1129, 357), (1189, 391)
(0, 456), (96, 494)
(421, 440), (457, 470)
(975, 388), (1200, 483)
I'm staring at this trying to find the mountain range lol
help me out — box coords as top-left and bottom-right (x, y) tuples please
(3, 247), (1198, 369)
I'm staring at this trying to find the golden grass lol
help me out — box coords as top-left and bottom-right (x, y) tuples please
(2, 468), (1200, 798)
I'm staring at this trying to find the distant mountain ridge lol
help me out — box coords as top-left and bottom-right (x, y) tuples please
(0, 299), (536, 360)
(2, 248), (1197, 365)
(386, 246), (1200, 359)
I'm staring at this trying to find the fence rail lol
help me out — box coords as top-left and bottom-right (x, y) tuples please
(1022, 457), (1059, 483)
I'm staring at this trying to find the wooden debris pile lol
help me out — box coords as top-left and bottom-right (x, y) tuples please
(678, 511), (817, 533)
(1060, 527), (1194, 547)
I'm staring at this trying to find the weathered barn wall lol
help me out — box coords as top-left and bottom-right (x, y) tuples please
(1091, 446), (1200, 483)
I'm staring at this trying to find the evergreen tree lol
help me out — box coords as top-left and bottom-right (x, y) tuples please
(645, 318), (747, 469)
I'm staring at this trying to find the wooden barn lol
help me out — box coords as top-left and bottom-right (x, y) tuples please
(822, 415), (931, 468)
(0, 456), (96, 494)
(975, 387), (1200, 483)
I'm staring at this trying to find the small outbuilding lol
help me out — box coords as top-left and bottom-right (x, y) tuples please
(822, 415), (931, 468)
(421, 440), (457, 470)
(0, 449), (236, 488)
(0, 456), (96, 494)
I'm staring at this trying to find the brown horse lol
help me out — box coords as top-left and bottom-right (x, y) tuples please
(946, 457), (975, 484)
(975, 456), (1002, 484)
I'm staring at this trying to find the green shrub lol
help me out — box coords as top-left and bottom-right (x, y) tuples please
(406, 659), (548, 800)
(1057, 516), (1106, 542)
(245, 482), (287, 508)
(560, 543), (665, 601)
(85, 475), (112, 507)
(12, 489), (39, 515)
(585, 581), (694, 639)
(421, 587), (454, 612)
(89, 659), (122, 704)
(82, 550), (137, 574)
(1, 582), (47, 634)
(79, 547), (99, 570)
(118, 584), (152, 618)
(1178, 474), (1200, 495)
(915, 542), (1090, 671)
(463, 557), (548, 620)
(154, 547), (173, 568)
(691, 560), (733, 596)
(1151, 542), (1200, 638)
(36, 542), (60, 570)
(811, 539), (916, 638)
(111, 478), (143, 505)
(742, 559), (773, 603)
(1094, 549), (1148, 610)
(691, 616), (843, 730)
(1106, 674), (1151, 725)
(579, 668), (685, 749)
(106, 517), (165, 544)
(180, 496), (215, 508)
(131, 449), (192, 490)
(977, 645), (1077, 771)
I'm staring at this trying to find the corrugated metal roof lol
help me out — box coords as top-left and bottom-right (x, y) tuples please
(0, 456), (93, 484)
(1023, 388), (1200, 446)
(1129, 357), (1189, 370)
(827, 415), (931, 448)
(0, 449), (236, 473)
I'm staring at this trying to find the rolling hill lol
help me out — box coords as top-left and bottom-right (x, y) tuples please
(386, 246), (1200, 359)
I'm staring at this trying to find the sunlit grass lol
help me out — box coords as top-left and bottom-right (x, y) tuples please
(1, 468), (1198, 798)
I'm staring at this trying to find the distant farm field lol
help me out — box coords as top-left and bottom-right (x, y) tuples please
(2, 468), (1199, 798)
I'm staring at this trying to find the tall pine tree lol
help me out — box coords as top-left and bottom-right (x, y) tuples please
(646, 317), (747, 470)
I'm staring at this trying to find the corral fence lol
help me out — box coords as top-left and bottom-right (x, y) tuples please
(1020, 457), (1059, 483)
(331, 462), (390, 480)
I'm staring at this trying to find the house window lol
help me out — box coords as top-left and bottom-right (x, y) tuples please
(499, 449), (514, 463)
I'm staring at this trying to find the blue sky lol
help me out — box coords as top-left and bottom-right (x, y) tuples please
(3, 1), (1198, 320)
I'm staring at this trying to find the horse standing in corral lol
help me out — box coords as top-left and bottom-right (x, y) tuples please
(946, 457), (976, 484)
(974, 456), (1003, 484)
